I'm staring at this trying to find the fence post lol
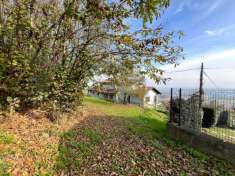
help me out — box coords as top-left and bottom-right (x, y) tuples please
(170, 88), (173, 123)
(179, 88), (182, 126)
(199, 63), (204, 109)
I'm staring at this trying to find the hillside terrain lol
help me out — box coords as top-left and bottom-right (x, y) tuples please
(0, 96), (234, 175)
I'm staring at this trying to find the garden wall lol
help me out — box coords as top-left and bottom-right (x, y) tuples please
(166, 123), (235, 165)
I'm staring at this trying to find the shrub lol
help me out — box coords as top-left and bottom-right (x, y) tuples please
(0, 0), (182, 113)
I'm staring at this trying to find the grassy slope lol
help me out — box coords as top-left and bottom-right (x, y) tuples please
(84, 96), (168, 138)
(55, 96), (235, 175)
(0, 96), (234, 175)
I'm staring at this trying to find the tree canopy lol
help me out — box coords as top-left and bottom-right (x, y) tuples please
(0, 0), (183, 111)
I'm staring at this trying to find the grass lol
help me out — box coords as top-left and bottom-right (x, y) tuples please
(0, 161), (10, 176)
(85, 94), (235, 144)
(84, 96), (144, 118)
(55, 128), (103, 172)
(54, 96), (174, 175)
(84, 129), (103, 144)
(80, 96), (235, 175)
(0, 96), (234, 175)
(202, 127), (235, 143)
(0, 131), (15, 174)
(0, 130), (16, 145)
(84, 96), (168, 139)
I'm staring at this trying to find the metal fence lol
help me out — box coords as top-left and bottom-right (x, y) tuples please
(169, 88), (235, 144)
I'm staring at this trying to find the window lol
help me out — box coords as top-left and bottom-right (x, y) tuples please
(145, 97), (150, 103)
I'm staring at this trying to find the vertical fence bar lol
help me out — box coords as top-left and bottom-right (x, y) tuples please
(170, 88), (173, 123)
(179, 88), (182, 126)
(168, 88), (235, 143)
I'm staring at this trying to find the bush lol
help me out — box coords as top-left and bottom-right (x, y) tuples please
(0, 0), (182, 113)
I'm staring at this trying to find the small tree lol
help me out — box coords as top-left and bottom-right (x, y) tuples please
(0, 0), (183, 111)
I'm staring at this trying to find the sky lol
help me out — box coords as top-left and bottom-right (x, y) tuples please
(143, 0), (235, 88)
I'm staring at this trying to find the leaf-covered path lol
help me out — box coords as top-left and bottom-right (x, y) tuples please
(0, 96), (234, 175)
(55, 97), (235, 175)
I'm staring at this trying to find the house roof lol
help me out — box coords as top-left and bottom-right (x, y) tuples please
(145, 86), (161, 94)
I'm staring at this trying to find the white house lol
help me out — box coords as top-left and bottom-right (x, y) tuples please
(143, 87), (161, 107)
(87, 79), (161, 107)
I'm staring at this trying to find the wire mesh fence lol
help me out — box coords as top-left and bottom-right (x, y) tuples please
(169, 88), (235, 144)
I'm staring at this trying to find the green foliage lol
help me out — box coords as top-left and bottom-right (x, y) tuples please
(186, 148), (208, 160)
(134, 0), (170, 26)
(0, 0), (183, 112)
(0, 161), (10, 176)
(84, 129), (103, 145)
(0, 130), (16, 145)
(53, 97), (235, 175)
(55, 128), (102, 172)
(84, 96), (143, 118)
(85, 96), (168, 140)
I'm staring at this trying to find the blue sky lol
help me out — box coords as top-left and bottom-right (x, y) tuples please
(144, 0), (235, 88)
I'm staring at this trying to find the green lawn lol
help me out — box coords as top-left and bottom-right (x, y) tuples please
(0, 96), (234, 175)
(84, 96), (168, 138)
(60, 96), (235, 175)
(202, 127), (235, 143)
(84, 96), (145, 118)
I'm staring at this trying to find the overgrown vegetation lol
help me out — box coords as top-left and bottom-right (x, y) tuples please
(0, 0), (183, 112)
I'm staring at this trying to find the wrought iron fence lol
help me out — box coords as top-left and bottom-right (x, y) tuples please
(169, 88), (235, 144)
